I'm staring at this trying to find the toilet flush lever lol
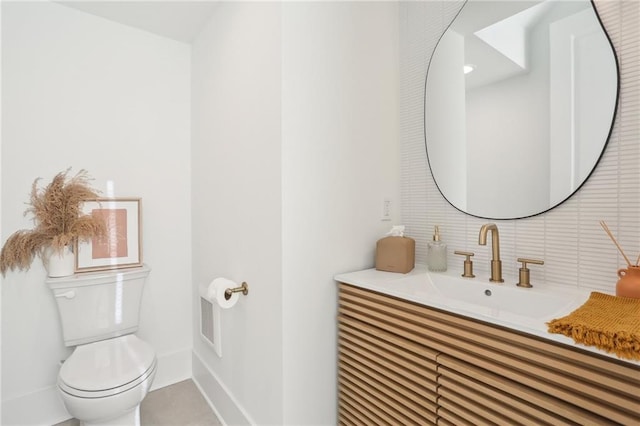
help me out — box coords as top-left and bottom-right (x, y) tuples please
(55, 290), (76, 299)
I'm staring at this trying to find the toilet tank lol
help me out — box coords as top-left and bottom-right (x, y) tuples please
(47, 265), (150, 346)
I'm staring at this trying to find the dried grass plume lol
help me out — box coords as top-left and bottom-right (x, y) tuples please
(0, 169), (107, 275)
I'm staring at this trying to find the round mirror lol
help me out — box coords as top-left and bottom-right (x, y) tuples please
(425, 0), (619, 219)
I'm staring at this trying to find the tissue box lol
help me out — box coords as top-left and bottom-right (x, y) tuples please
(375, 236), (415, 273)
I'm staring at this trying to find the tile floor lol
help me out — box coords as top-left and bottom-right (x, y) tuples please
(54, 379), (222, 426)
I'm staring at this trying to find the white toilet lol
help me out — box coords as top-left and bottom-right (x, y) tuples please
(47, 265), (156, 426)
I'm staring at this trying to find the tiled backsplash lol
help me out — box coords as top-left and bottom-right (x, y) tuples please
(400, 0), (639, 292)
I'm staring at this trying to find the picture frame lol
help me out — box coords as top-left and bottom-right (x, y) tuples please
(75, 198), (143, 273)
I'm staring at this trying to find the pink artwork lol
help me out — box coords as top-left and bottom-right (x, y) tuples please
(91, 209), (128, 259)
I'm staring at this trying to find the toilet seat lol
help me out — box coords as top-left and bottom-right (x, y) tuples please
(59, 335), (156, 399)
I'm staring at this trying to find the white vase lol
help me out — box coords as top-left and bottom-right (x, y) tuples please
(45, 246), (75, 278)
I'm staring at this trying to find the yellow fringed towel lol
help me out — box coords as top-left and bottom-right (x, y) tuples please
(547, 292), (640, 361)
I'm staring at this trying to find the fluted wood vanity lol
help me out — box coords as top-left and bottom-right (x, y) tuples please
(337, 283), (640, 425)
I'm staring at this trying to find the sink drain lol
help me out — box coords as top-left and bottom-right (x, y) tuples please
(484, 289), (492, 296)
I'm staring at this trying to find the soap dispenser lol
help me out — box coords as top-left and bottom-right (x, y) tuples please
(427, 226), (447, 272)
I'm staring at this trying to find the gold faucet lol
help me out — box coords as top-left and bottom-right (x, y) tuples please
(478, 223), (504, 283)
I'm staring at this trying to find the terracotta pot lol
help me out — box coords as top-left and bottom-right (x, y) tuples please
(616, 266), (640, 299)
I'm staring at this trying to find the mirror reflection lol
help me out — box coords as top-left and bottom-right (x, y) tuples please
(425, 0), (618, 219)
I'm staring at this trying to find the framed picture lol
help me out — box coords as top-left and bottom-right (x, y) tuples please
(75, 198), (142, 272)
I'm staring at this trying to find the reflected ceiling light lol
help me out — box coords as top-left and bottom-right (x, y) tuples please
(464, 64), (476, 74)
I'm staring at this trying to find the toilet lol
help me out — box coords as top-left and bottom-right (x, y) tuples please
(47, 265), (156, 426)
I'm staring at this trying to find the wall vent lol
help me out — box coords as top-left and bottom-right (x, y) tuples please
(200, 296), (222, 357)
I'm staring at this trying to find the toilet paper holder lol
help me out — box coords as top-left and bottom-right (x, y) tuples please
(224, 282), (249, 300)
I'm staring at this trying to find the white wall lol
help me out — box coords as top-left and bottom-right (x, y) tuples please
(1, 2), (192, 424)
(191, 3), (283, 425)
(2, 2), (401, 424)
(401, 0), (640, 293)
(281, 2), (399, 424)
(191, 2), (399, 425)
(0, 1), (3, 420)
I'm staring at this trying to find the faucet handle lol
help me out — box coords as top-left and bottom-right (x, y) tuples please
(516, 258), (544, 288)
(454, 251), (475, 278)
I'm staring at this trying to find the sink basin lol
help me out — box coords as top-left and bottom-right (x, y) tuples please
(376, 271), (591, 325)
(423, 273), (585, 320)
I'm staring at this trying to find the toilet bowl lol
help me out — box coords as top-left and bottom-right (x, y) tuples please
(47, 266), (154, 426)
(58, 335), (157, 426)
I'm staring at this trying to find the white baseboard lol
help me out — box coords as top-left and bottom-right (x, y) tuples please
(1, 347), (193, 425)
(150, 346), (192, 391)
(192, 350), (254, 426)
(1, 385), (69, 426)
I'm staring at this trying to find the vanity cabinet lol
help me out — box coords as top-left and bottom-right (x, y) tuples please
(337, 283), (640, 426)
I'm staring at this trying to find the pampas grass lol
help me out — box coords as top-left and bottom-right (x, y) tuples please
(0, 169), (106, 275)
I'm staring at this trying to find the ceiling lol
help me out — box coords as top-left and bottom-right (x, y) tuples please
(57, 1), (219, 43)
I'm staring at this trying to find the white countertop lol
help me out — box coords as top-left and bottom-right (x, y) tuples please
(335, 265), (639, 367)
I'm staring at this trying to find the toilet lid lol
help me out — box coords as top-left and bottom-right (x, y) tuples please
(59, 335), (156, 393)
